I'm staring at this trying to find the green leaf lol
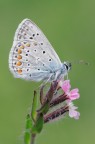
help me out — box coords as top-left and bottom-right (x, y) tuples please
(31, 91), (37, 121)
(24, 131), (30, 144)
(42, 103), (49, 114)
(37, 103), (49, 114)
(25, 114), (33, 129)
(32, 113), (44, 134)
(24, 114), (32, 144)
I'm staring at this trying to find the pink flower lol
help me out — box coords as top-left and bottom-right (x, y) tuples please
(61, 80), (71, 92)
(68, 88), (80, 100)
(68, 103), (80, 120)
(59, 80), (80, 120)
(59, 80), (80, 101)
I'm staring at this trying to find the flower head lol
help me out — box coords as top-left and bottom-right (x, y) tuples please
(58, 79), (80, 120)
(69, 88), (80, 100)
(59, 80), (71, 92)
(59, 80), (80, 101)
(68, 102), (80, 120)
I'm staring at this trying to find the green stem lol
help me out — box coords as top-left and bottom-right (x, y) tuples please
(31, 134), (36, 144)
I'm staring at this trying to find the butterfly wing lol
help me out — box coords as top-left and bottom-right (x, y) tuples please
(9, 19), (62, 81)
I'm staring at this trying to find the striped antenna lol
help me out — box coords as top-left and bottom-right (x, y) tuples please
(70, 60), (90, 66)
(78, 60), (90, 65)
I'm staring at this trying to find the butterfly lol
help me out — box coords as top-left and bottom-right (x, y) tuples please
(9, 18), (71, 82)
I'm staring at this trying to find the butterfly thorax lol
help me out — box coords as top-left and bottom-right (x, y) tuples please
(49, 61), (71, 81)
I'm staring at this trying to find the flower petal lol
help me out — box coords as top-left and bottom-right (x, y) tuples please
(74, 112), (80, 120)
(69, 109), (77, 118)
(69, 89), (80, 100)
(69, 109), (80, 119)
(68, 102), (80, 119)
(61, 80), (71, 92)
(70, 88), (79, 94)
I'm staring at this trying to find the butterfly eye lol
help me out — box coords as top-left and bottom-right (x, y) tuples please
(26, 54), (28, 56)
(38, 69), (40, 71)
(41, 43), (43, 45)
(37, 33), (39, 35)
(64, 64), (68, 70)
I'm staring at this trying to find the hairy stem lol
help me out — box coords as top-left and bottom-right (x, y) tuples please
(31, 134), (36, 144)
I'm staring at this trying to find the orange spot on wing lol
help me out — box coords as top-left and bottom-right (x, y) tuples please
(17, 55), (22, 60)
(18, 49), (22, 54)
(17, 69), (22, 74)
(16, 61), (22, 66)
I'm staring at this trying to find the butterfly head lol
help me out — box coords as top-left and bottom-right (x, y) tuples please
(52, 61), (71, 81)
(63, 61), (72, 72)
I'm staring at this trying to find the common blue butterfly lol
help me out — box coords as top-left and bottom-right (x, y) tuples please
(9, 19), (71, 82)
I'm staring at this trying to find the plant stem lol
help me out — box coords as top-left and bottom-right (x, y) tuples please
(31, 134), (36, 144)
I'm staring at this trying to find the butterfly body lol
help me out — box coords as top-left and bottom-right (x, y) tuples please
(9, 19), (71, 82)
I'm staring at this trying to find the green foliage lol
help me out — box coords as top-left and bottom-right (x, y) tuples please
(32, 113), (44, 134)
(38, 103), (50, 114)
(24, 90), (44, 143)
(24, 114), (33, 144)
(25, 114), (33, 129)
(24, 132), (30, 144)
(31, 91), (37, 121)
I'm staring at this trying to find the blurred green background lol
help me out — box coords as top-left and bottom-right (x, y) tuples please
(0, 0), (95, 144)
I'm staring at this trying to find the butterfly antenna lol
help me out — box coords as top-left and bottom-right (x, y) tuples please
(70, 60), (90, 66)
(78, 60), (90, 65)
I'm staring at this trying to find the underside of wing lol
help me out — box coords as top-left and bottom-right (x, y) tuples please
(9, 19), (62, 81)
